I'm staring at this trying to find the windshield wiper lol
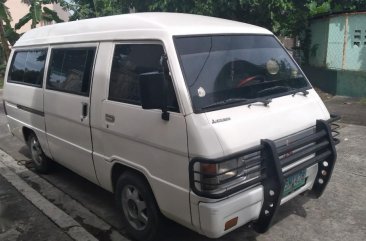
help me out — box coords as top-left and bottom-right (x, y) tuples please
(257, 86), (294, 96)
(202, 97), (272, 110)
(292, 89), (309, 97)
(202, 98), (250, 109)
(257, 85), (309, 98)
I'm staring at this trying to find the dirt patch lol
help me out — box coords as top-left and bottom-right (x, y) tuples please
(314, 87), (333, 101)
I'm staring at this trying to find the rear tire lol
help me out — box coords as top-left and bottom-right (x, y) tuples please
(115, 172), (163, 241)
(27, 133), (52, 174)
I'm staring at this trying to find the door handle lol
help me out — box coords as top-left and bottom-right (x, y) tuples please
(105, 114), (115, 123)
(82, 103), (88, 118)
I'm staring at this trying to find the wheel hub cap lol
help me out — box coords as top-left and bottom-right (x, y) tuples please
(122, 185), (148, 231)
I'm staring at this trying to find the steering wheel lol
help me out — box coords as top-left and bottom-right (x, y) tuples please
(237, 75), (265, 88)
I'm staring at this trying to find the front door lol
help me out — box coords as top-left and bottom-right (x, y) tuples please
(44, 43), (98, 184)
(90, 42), (192, 226)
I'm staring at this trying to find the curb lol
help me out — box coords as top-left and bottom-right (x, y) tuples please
(0, 149), (98, 241)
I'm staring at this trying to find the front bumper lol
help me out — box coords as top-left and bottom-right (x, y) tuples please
(198, 185), (263, 238)
(190, 115), (340, 237)
(197, 163), (319, 238)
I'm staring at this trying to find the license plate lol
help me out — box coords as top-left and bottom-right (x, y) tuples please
(283, 169), (306, 196)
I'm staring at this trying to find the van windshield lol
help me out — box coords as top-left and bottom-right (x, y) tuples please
(174, 35), (310, 112)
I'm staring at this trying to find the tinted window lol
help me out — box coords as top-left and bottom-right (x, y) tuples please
(47, 48), (96, 96)
(109, 44), (179, 112)
(8, 49), (47, 87)
(175, 35), (310, 112)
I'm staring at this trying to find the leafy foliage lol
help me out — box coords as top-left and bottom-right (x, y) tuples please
(305, 0), (366, 16)
(121, 0), (307, 36)
(66, 0), (366, 39)
(15, 0), (65, 30)
(68, 0), (131, 20)
(66, 0), (366, 66)
(0, 0), (16, 63)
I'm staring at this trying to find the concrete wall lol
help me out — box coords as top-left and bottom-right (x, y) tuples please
(5, 0), (69, 34)
(308, 13), (366, 97)
(303, 66), (366, 97)
(310, 13), (366, 72)
(326, 15), (346, 69)
(344, 14), (366, 71)
(309, 18), (329, 67)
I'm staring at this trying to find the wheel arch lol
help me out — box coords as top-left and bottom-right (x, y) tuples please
(111, 161), (163, 212)
(22, 126), (34, 143)
(111, 162), (153, 194)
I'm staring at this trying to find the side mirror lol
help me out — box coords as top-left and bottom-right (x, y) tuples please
(139, 72), (169, 120)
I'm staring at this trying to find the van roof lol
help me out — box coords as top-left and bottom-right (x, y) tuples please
(14, 12), (272, 47)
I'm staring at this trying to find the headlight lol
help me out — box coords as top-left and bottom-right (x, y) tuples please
(218, 159), (238, 181)
(198, 151), (261, 193)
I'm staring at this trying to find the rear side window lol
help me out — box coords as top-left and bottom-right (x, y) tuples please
(8, 49), (47, 87)
(109, 44), (179, 112)
(47, 48), (96, 96)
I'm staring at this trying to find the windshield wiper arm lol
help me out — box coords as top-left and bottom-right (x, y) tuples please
(257, 86), (294, 96)
(247, 98), (272, 108)
(202, 98), (250, 109)
(257, 85), (309, 98)
(292, 89), (309, 97)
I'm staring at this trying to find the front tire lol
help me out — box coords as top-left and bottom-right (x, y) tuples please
(27, 133), (51, 174)
(115, 172), (163, 241)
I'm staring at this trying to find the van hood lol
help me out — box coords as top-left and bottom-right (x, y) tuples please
(204, 90), (330, 156)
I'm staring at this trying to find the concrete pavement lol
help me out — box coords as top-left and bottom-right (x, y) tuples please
(0, 149), (103, 241)
(0, 170), (73, 241)
(325, 96), (366, 126)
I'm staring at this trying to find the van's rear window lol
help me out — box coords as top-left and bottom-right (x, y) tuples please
(8, 49), (47, 87)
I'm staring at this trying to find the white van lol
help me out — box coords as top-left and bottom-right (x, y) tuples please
(3, 13), (340, 240)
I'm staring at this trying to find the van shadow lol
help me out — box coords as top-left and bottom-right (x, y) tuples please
(19, 144), (313, 241)
(19, 145), (31, 159)
(158, 192), (313, 241)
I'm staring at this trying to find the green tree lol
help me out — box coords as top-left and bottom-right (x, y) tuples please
(140, 0), (299, 36)
(0, 0), (12, 62)
(68, 0), (130, 20)
(15, 0), (65, 30)
(68, 0), (366, 37)
(307, 0), (366, 16)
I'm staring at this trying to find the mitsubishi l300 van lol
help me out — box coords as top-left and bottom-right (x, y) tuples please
(3, 12), (340, 241)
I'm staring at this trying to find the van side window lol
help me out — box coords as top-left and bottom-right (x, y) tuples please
(47, 48), (96, 96)
(8, 49), (47, 87)
(109, 44), (179, 112)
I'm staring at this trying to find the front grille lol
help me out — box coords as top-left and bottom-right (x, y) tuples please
(189, 115), (340, 232)
(189, 115), (340, 199)
(273, 126), (331, 178)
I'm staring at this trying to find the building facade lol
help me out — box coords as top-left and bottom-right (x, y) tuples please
(309, 11), (366, 71)
(304, 11), (366, 97)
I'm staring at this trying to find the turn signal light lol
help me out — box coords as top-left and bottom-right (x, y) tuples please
(200, 163), (217, 174)
(224, 217), (238, 231)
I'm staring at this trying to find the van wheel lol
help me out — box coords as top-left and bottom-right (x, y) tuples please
(115, 172), (163, 241)
(28, 133), (51, 174)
